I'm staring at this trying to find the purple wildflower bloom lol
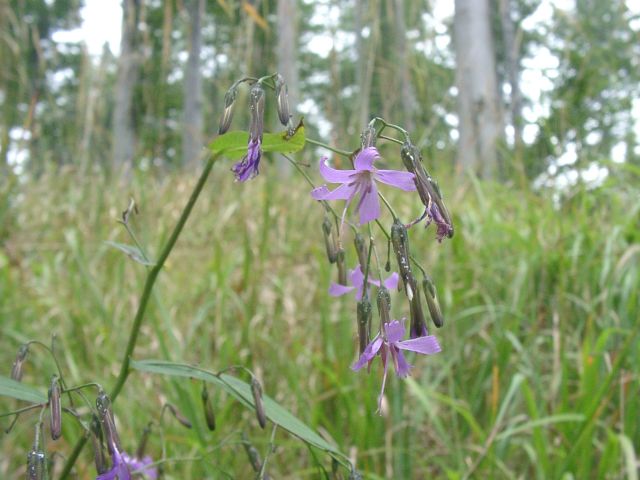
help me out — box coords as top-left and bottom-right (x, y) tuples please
(310, 147), (417, 225)
(427, 202), (452, 242)
(329, 265), (399, 299)
(96, 447), (131, 480)
(122, 453), (158, 479)
(232, 137), (262, 182)
(352, 320), (441, 411)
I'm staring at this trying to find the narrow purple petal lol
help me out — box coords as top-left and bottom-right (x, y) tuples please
(396, 335), (442, 355)
(328, 283), (354, 296)
(351, 336), (383, 371)
(232, 138), (262, 182)
(384, 320), (406, 344)
(382, 272), (399, 291)
(393, 349), (412, 377)
(375, 169), (417, 191)
(318, 157), (357, 183)
(357, 181), (380, 224)
(354, 147), (379, 171)
(311, 183), (356, 201)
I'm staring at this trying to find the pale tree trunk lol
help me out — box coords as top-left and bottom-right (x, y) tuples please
(393, 0), (416, 132)
(454, 0), (503, 178)
(355, 0), (377, 129)
(499, 0), (522, 152)
(113, 0), (139, 172)
(183, 0), (204, 166)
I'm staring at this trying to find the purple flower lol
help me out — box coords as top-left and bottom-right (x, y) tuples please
(352, 320), (441, 411)
(427, 202), (453, 242)
(232, 137), (261, 182)
(310, 147), (416, 225)
(96, 447), (131, 480)
(329, 265), (399, 300)
(122, 453), (158, 479)
(97, 449), (158, 480)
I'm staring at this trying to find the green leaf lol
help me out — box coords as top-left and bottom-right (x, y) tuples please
(105, 241), (155, 266)
(209, 123), (306, 160)
(131, 359), (342, 457)
(0, 375), (47, 404)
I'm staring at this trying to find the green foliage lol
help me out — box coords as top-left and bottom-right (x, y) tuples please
(0, 376), (47, 404)
(209, 124), (306, 159)
(0, 163), (637, 478)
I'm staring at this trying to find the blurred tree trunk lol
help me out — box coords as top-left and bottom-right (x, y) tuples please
(454, 0), (503, 178)
(499, 0), (522, 151)
(355, 0), (376, 129)
(183, 0), (204, 166)
(393, 0), (416, 132)
(113, 0), (140, 172)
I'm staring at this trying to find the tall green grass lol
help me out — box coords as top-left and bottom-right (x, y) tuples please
(1, 161), (638, 479)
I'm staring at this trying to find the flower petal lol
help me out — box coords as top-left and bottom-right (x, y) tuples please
(354, 147), (380, 171)
(393, 349), (412, 377)
(328, 283), (354, 297)
(351, 336), (383, 371)
(311, 183), (356, 201)
(357, 181), (380, 224)
(375, 169), (417, 191)
(383, 272), (399, 291)
(318, 157), (357, 183)
(396, 335), (442, 355)
(384, 320), (406, 344)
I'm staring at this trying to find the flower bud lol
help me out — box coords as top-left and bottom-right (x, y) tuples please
(90, 416), (108, 475)
(408, 282), (428, 338)
(218, 85), (238, 134)
(27, 449), (47, 480)
(360, 125), (377, 149)
(10, 343), (29, 381)
(96, 390), (121, 454)
(322, 217), (337, 263)
(356, 298), (372, 354)
(422, 275), (444, 328)
(376, 287), (391, 326)
(242, 432), (263, 472)
(167, 404), (192, 429)
(336, 248), (347, 285)
(275, 74), (291, 126)
(390, 220), (414, 292)
(248, 84), (265, 141)
(354, 232), (368, 269)
(201, 384), (216, 431)
(48, 375), (62, 440)
(135, 423), (152, 459)
(250, 377), (267, 429)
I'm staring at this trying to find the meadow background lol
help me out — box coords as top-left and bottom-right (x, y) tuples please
(1, 1), (639, 479)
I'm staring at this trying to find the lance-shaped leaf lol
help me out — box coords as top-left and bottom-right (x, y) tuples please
(0, 375), (47, 404)
(131, 359), (343, 457)
(210, 122), (306, 160)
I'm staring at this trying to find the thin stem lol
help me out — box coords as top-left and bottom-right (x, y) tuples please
(0, 403), (45, 419)
(59, 151), (220, 479)
(305, 137), (353, 157)
(378, 192), (399, 220)
(378, 134), (403, 145)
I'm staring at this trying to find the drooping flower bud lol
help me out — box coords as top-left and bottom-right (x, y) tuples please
(250, 377), (267, 429)
(360, 125), (377, 149)
(96, 390), (121, 454)
(27, 449), (47, 480)
(274, 74), (291, 126)
(376, 287), (391, 326)
(400, 142), (453, 240)
(354, 232), (368, 269)
(422, 275), (444, 328)
(356, 298), (372, 354)
(201, 384), (216, 431)
(242, 432), (263, 473)
(135, 423), (152, 459)
(336, 248), (347, 286)
(322, 217), (337, 263)
(90, 415), (108, 475)
(408, 282), (428, 338)
(391, 220), (414, 295)
(218, 85), (238, 134)
(10, 343), (29, 381)
(167, 404), (192, 429)
(248, 84), (265, 142)
(48, 375), (62, 440)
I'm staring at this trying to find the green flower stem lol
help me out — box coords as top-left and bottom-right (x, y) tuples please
(59, 152), (220, 479)
(305, 137), (353, 157)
